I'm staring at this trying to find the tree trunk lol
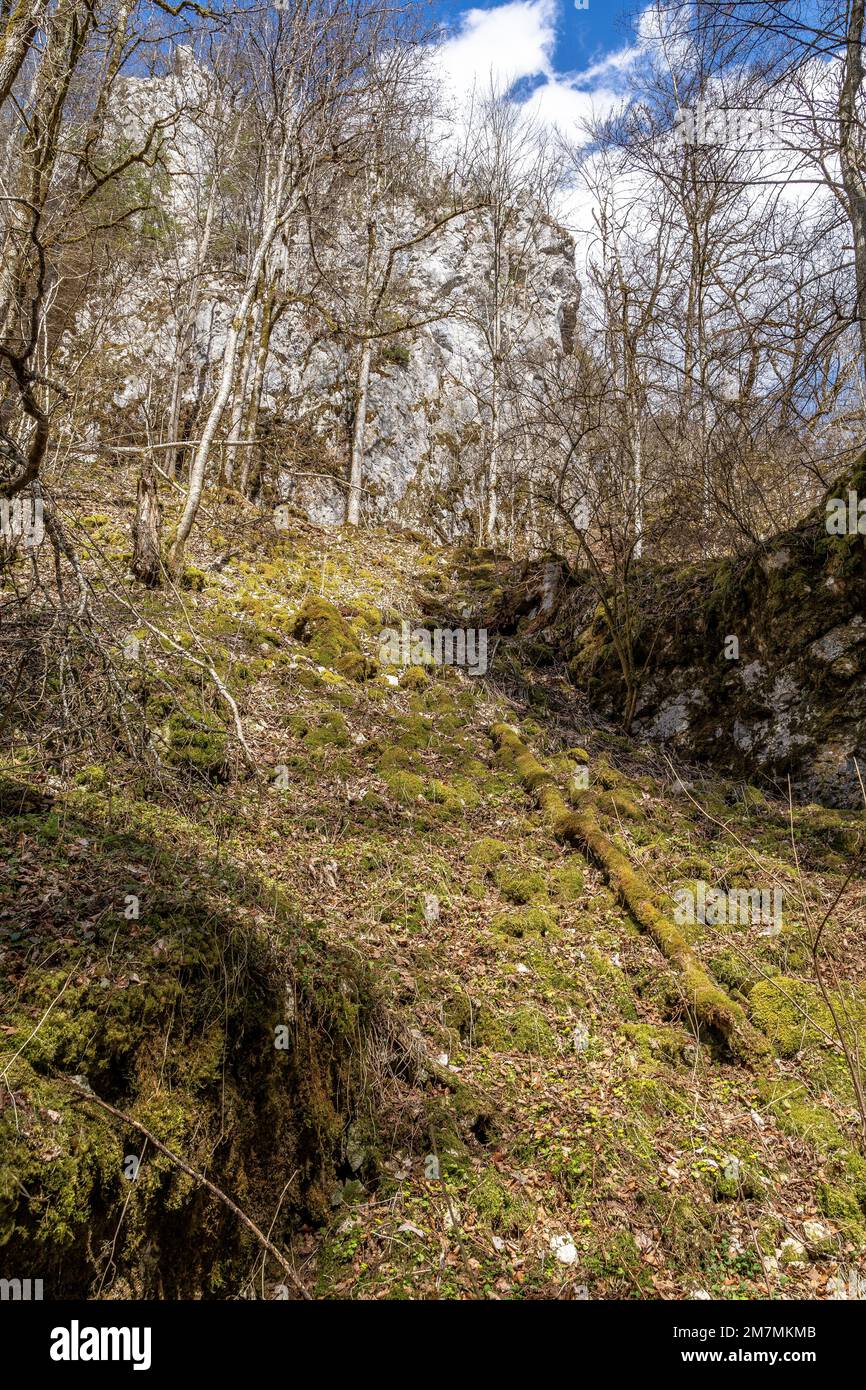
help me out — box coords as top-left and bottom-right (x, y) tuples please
(222, 308), (256, 487)
(346, 339), (371, 526)
(485, 386), (500, 543)
(632, 425), (644, 560)
(163, 162), (220, 477)
(167, 200), (283, 574)
(131, 458), (162, 586)
(0, 0), (49, 108)
(239, 293), (273, 498)
(839, 0), (866, 374)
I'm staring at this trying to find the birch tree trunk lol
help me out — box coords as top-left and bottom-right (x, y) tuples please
(167, 198), (284, 573)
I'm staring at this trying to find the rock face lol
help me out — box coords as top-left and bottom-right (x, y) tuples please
(98, 57), (581, 534)
(107, 198), (578, 532)
(274, 210), (580, 529)
(504, 456), (866, 807)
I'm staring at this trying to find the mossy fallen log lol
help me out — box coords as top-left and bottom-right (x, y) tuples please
(491, 723), (772, 1066)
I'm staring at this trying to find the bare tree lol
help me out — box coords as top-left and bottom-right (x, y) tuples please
(166, 1), (420, 572)
(460, 84), (562, 545)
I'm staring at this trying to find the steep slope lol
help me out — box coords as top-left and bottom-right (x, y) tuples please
(2, 479), (866, 1299)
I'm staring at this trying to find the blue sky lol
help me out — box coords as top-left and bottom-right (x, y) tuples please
(428, 0), (650, 131)
(434, 0), (640, 73)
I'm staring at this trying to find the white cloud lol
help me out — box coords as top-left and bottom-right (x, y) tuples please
(522, 74), (622, 135)
(436, 0), (558, 97)
(435, 0), (644, 137)
(569, 42), (643, 90)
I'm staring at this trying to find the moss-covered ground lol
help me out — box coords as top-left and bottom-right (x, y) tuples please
(2, 472), (865, 1298)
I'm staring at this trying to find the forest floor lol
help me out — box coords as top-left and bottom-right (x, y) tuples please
(2, 470), (866, 1299)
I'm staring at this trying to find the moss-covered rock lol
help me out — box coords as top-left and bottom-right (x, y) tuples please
(287, 710), (349, 749)
(548, 453), (866, 806)
(0, 789), (388, 1297)
(551, 860), (585, 902)
(383, 770), (425, 804)
(400, 665), (429, 690)
(291, 596), (376, 680)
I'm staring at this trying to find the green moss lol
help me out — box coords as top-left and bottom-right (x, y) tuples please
(493, 865), (548, 905)
(412, 686), (458, 715)
(758, 1081), (866, 1226)
(180, 564), (209, 592)
(711, 1161), (764, 1201)
(396, 714), (437, 751)
(471, 1171), (534, 1234)
(287, 710), (349, 749)
(551, 860), (585, 902)
(446, 777), (480, 809)
(709, 950), (760, 997)
(593, 758), (626, 790)
(291, 596), (375, 680)
(491, 717), (772, 1064)
(333, 650), (376, 682)
(383, 770), (425, 804)
(400, 665), (429, 690)
(474, 1004), (556, 1055)
(76, 512), (126, 561)
(377, 745), (418, 773)
(599, 789), (642, 820)
(491, 906), (559, 938)
(424, 779), (467, 816)
(380, 341), (411, 369)
(621, 1022), (689, 1064)
(346, 599), (382, 632)
(818, 1182), (864, 1224)
(468, 837), (508, 867)
(73, 764), (108, 791)
(459, 756), (488, 781)
(748, 977), (830, 1056)
(441, 988), (475, 1043)
(162, 708), (228, 780)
